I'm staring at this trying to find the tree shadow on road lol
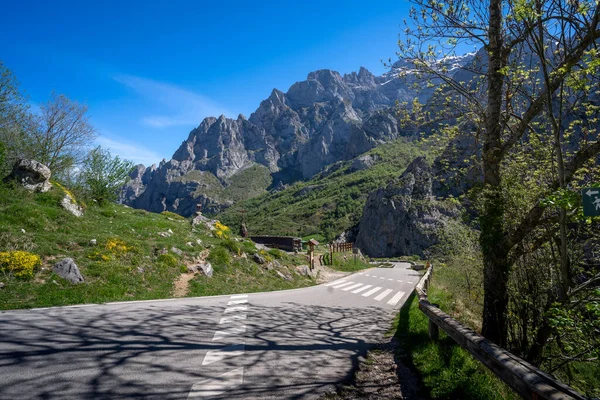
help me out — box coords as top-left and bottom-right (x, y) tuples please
(0, 300), (393, 399)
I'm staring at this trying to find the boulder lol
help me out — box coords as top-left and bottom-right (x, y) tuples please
(296, 265), (314, 277)
(60, 194), (84, 217)
(198, 262), (213, 277)
(253, 253), (266, 264)
(276, 270), (292, 281)
(170, 247), (183, 256)
(6, 159), (51, 192)
(53, 258), (84, 284)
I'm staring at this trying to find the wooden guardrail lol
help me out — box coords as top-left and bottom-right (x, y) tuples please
(416, 265), (587, 400)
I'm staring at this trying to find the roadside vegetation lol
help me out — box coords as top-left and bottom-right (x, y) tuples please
(0, 183), (315, 310)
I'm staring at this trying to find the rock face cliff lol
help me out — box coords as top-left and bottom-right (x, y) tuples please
(121, 54), (476, 216)
(355, 157), (457, 257)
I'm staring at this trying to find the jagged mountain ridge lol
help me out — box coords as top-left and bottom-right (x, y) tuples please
(121, 53), (476, 216)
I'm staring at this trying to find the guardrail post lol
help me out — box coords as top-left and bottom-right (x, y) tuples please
(428, 303), (440, 340)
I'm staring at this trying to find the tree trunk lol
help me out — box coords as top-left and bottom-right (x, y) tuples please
(481, 0), (510, 347)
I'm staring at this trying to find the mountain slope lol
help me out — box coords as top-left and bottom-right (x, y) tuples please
(120, 54), (476, 216)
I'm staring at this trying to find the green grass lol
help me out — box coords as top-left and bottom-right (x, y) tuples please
(393, 289), (518, 399)
(327, 252), (372, 272)
(219, 138), (425, 237)
(0, 183), (315, 310)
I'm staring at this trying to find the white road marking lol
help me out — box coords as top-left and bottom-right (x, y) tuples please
(407, 281), (415, 284)
(397, 280), (403, 283)
(365, 274), (370, 277)
(352, 284), (372, 294)
(230, 294), (248, 300)
(220, 314), (247, 324)
(387, 291), (406, 306)
(188, 367), (244, 398)
(227, 299), (248, 306)
(324, 280), (347, 287)
(332, 281), (355, 289)
(362, 287), (382, 297)
(379, 277), (386, 280)
(342, 283), (363, 291)
(374, 289), (393, 301)
(202, 344), (245, 365)
(387, 278), (394, 281)
(212, 326), (247, 341)
(224, 306), (247, 313)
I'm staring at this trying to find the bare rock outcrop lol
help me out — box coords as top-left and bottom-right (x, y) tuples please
(6, 159), (52, 193)
(355, 157), (457, 258)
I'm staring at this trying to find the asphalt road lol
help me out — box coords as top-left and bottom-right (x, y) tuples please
(0, 262), (421, 399)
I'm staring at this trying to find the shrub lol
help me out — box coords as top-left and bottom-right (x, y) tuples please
(214, 221), (231, 240)
(222, 239), (241, 255)
(79, 146), (134, 205)
(0, 251), (41, 279)
(268, 248), (284, 259)
(157, 253), (180, 269)
(207, 246), (230, 268)
(105, 238), (132, 255)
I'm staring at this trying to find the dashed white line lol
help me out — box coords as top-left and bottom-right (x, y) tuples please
(387, 291), (406, 306)
(397, 280), (403, 283)
(212, 326), (247, 341)
(227, 299), (248, 306)
(379, 277), (386, 280)
(324, 279), (347, 287)
(362, 287), (382, 297)
(224, 305), (248, 313)
(202, 344), (245, 365)
(374, 289), (393, 301)
(229, 294), (248, 300)
(342, 283), (364, 292)
(188, 367), (244, 398)
(332, 281), (355, 289)
(220, 314), (247, 324)
(387, 278), (394, 281)
(407, 281), (415, 284)
(352, 284), (372, 294)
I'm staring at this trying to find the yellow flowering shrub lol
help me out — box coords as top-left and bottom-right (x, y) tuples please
(214, 221), (231, 240)
(105, 238), (131, 254)
(88, 238), (132, 262)
(0, 251), (41, 279)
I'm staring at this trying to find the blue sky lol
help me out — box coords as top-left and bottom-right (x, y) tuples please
(0, 0), (412, 166)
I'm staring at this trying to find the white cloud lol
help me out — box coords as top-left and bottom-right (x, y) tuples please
(95, 135), (162, 166)
(114, 74), (230, 128)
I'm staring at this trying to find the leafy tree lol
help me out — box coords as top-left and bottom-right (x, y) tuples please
(80, 146), (134, 205)
(0, 61), (32, 170)
(396, 0), (600, 351)
(29, 92), (97, 175)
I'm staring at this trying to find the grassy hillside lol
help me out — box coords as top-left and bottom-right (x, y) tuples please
(0, 182), (313, 310)
(219, 138), (425, 238)
(174, 163), (272, 204)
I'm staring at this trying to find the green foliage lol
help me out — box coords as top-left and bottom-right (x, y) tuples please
(393, 292), (517, 399)
(80, 146), (134, 205)
(267, 248), (284, 259)
(207, 246), (231, 270)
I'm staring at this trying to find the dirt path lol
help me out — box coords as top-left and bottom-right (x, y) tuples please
(173, 272), (195, 297)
